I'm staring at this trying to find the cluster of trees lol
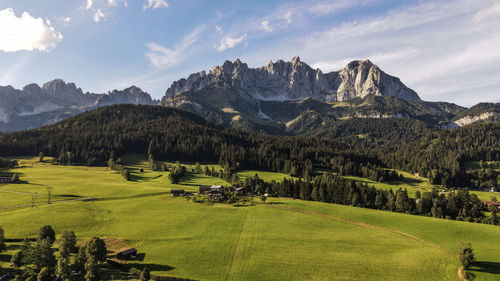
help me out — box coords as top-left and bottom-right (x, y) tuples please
(330, 156), (402, 183)
(168, 162), (186, 184)
(6, 225), (107, 281)
(465, 166), (499, 190)
(237, 173), (495, 224)
(0, 158), (17, 169)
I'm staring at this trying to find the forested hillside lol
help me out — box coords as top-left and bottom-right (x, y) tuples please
(0, 104), (498, 190)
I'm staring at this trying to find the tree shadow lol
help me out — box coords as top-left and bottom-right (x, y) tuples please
(133, 263), (174, 272)
(469, 261), (500, 274)
(0, 254), (12, 262)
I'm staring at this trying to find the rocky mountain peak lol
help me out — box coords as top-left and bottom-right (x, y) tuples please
(42, 79), (83, 96)
(163, 57), (420, 102)
(22, 83), (43, 93)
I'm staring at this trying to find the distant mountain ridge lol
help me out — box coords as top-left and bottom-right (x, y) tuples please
(160, 57), (498, 134)
(0, 79), (157, 131)
(163, 57), (420, 102)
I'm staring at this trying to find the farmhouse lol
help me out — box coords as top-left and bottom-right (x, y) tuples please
(0, 176), (12, 183)
(484, 201), (500, 210)
(117, 248), (137, 260)
(171, 189), (185, 196)
(199, 185), (223, 194)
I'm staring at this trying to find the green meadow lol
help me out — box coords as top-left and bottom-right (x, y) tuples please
(1, 157), (499, 280)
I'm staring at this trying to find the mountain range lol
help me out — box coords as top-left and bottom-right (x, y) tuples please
(0, 57), (498, 133)
(0, 79), (157, 131)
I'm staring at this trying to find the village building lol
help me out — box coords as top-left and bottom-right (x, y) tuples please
(199, 185), (223, 194)
(117, 248), (138, 260)
(0, 176), (12, 184)
(171, 189), (185, 196)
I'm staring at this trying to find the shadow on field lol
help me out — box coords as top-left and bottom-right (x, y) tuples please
(470, 261), (500, 274)
(0, 254), (12, 263)
(58, 194), (84, 198)
(135, 263), (174, 272)
(7, 244), (22, 250)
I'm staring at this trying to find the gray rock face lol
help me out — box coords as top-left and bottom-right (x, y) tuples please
(163, 57), (420, 102)
(0, 79), (157, 131)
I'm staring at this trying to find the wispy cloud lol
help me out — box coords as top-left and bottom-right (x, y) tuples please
(260, 20), (273, 32)
(86, 0), (94, 10)
(93, 9), (106, 22)
(145, 26), (203, 68)
(0, 8), (63, 52)
(143, 0), (169, 10)
(215, 25), (223, 34)
(216, 34), (247, 52)
(108, 0), (118, 7)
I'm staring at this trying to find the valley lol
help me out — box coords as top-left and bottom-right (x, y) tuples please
(1, 157), (499, 281)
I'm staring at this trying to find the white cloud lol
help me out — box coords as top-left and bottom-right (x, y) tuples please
(260, 20), (273, 32)
(143, 0), (169, 10)
(309, 0), (376, 16)
(284, 11), (292, 24)
(215, 25), (223, 34)
(473, 2), (500, 22)
(124, 0), (128, 8)
(86, 0), (94, 9)
(216, 34), (247, 52)
(0, 8), (63, 52)
(145, 27), (203, 68)
(63, 17), (71, 24)
(93, 9), (106, 22)
(108, 0), (118, 7)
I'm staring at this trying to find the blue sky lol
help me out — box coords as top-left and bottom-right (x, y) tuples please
(0, 0), (499, 106)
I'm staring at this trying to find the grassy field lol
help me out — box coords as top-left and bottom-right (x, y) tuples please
(236, 170), (294, 182)
(1, 157), (500, 280)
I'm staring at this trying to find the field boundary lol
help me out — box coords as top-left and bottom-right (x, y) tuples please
(224, 208), (249, 281)
(269, 204), (455, 257)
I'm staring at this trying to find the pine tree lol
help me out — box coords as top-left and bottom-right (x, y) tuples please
(0, 226), (6, 252)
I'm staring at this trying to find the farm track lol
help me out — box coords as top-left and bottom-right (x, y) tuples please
(224, 208), (249, 281)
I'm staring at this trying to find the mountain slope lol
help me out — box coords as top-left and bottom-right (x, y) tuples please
(161, 57), (499, 134)
(0, 79), (157, 131)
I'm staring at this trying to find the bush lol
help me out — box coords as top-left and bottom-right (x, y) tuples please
(458, 242), (475, 269)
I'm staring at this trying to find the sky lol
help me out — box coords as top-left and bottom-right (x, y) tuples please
(0, 0), (499, 106)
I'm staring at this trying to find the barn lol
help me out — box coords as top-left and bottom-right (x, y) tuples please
(117, 248), (137, 260)
(171, 189), (185, 196)
(0, 176), (12, 184)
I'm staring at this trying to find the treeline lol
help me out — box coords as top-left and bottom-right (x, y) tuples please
(240, 173), (498, 225)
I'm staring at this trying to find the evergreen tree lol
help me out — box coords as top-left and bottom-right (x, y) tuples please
(84, 255), (98, 281)
(58, 230), (77, 258)
(56, 256), (70, 280)
(86, 237), (107, 263)
(36, 267), (51, 281)
(38, 225), (56, 244)
(0, 226), (6, 252)
(458, 242), (475, 269)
